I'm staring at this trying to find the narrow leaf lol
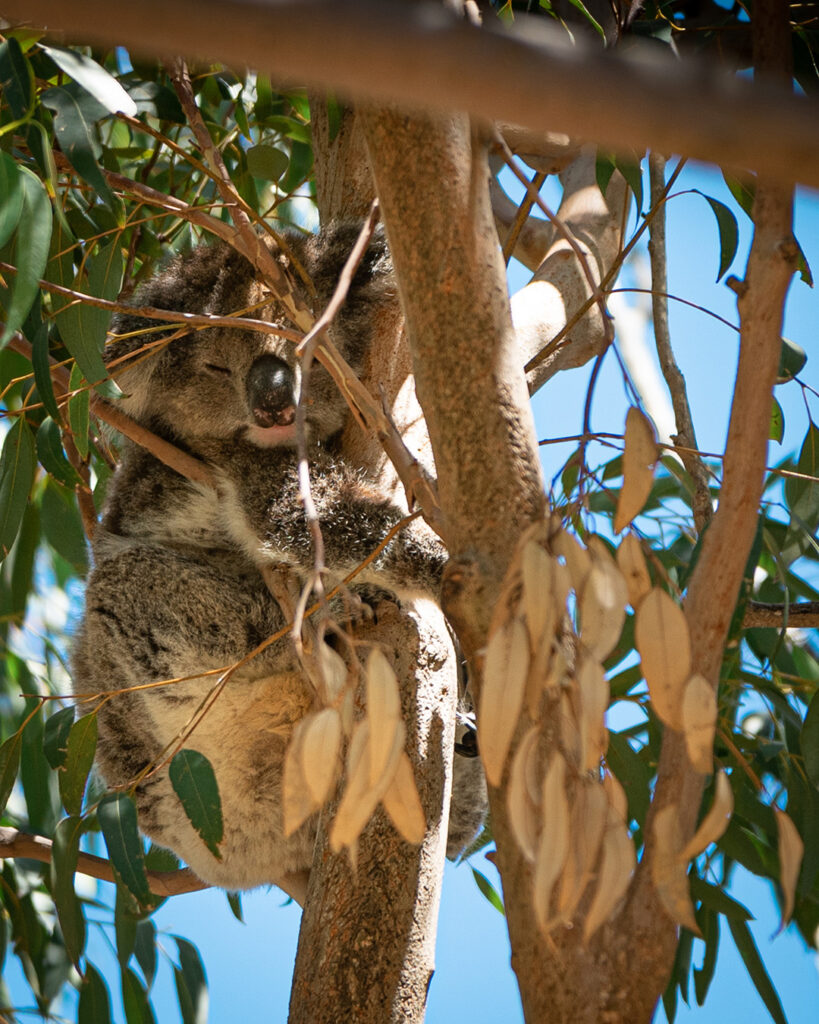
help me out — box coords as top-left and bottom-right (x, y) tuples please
(801, 689), (819, 788)
(59, 712), (97, 816)
(50, 814), (86, 966)
(169, 749), (223, 859)
(471, 867), (505, 915)
(41, 84), (115, 208)
(769, 398), (785, 444)
(42, 45), (138, 116)
(616, 533), (651, 608)
(614, 407), (658, 533)
(0, 732), (22, 813)
(0, 418), (36, 561)
(381, 750), (426, 845)
(300, 707), (341, 807)
(36, 418), (81, 488)
(635, 587), (692, 731)
(479, 615), (530, 787)
(43, 705), (75, 769)
(174, 936), (208, 1024)
(121, 965), (157, 1024)
(774, 809), (803, 929)
(727, 917), (787, 1024)
(78, 963), (112, 1024)
(0, 169), (52, 345)
(68, 364), (91, 460)
(681, 674), (717, 775)
(697, 192), (739, 280)
(366, 648), (402, 789)
(134, 919), (157, 990)
(0, 151), (24, 249)
(681, 770), (734, 861)
(98, 793), (153, 905)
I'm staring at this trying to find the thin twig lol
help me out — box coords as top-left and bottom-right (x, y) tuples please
(647, 152), (712, 532)
(501, 168), (547, 265)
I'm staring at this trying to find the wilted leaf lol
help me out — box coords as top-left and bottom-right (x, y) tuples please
(558, 781), (607, 919)
(315, 641), (349, 704)
(169, 749), (223, 859)
(681, 674), (717, 775)
(614, 408), (658, 533)
(282, 719), (315, 837)
(552, 528), (591, 595)
(507, 725), (541, 862)
(381, 750), (425, 845)
(602, 768), (630, 823)
(533, 753), (570, 933)
(680, 770), (734, 861)
(97, 793), (153, 906)
(635, 587), (691, 731)
(521, 541), (559, 648)
(652, 805), (700, 935)
(577, 656), (609, 772)
(583, 806), (636, 941)
(559, 689), (582, 767)
(774, 809), (803, 930)
(300, 707), (341, 807)
(59, 711), (97, 816)
(479, 615), (530, 787)
(616, 533), (651, 608)
(579, 545), (627, 661)
(366, 648), (402, 788)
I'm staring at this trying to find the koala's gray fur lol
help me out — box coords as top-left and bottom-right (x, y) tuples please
(73, 225), (485, 893)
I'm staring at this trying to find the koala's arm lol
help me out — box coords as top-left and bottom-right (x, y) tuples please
(215, 445), (445, 599)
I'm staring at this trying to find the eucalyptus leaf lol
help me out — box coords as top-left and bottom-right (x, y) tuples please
(0, 152), (24, 250)
(78, 963), (112, 1024)
(174, 937), (208, 1024)
(42, 45), (138, 116)
(50, 815), (86, 966)
(58, 712), (97, 815)
(41, 83), (116, 208)
(0, 732), (22, 813)
(0, 170), (52, 346)
(43, 705), (75, 770)
(169, 750), (223, 858)
(0, 418), (36, 561)
(98, 793), (153, 906)
(727, 918), (787, 1024)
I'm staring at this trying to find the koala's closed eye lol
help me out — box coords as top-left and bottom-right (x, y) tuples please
(204, 363), (232, 377)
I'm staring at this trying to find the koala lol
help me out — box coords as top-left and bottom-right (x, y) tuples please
(72, 224), (485, 898)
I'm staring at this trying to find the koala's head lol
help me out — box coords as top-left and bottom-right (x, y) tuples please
(106, 226), (394, 453)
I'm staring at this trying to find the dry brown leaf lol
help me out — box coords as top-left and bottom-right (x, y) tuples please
(680, 769), (734, 861)
(602, 769), (629, 823)
(382, 750), (426, 845)
(682, 673), (717, 775)
(614, 407), (658, 533)
(317, 641), (350, 703)
(366, 648), (402, 788)
(579, 565), (627, 662)
(582, 806), (637, 942)
(507, 725), (541, 862)
(774, 809), (804, 929)
(552, 528), (592, 596)
(300, 707), (342, 807)
(558, 781), (608, 919)
(559, 688), (582, 768)
(616, 533), (652, 608)
(533, 753), (570, 934)
(635, 587), (691, 731)
(652, 804), (700, 935)
(521, 541), (559, 648)
(329, 719), (404, 853)
(578, 656), (609, 772)
(480, 615), (530, 787)
(283, 719), (315, 837)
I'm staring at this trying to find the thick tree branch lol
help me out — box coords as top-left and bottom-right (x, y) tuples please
(8, 0), (819, 188)
(743, 601), (819, 630)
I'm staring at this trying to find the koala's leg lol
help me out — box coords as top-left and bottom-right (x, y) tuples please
(75, 544), (316, 890)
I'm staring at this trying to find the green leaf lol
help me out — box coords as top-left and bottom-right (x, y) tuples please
(0, 417), (36, 561)
(68, 364), (91, 460)
(696, 192), (739, 281)
(566, 0), (605, 37)
(42, 45), (138, 117)
(245, 144), (289, 181)
(98, 793), (153, 906)
(169, 750), (223, 858)
(79, 963), (112, 1024)
(694, 906), (719, 1006)
(0, 501), (39, 627)
(0, 152), (24, 249)
(115, 884), (139, 967)
(40, 478), (89, 573)
(471, 867), (505, 915)
(43, 706), (76, 769)
(0, 170), (52, 346)
(0, 732), (22, 813)
(225, 890), (243, 923)
(41, 84), (115, 209)
(802, 690), (819, 789)
(31, 323), (61, 421)
(36, 419), (81, 488)
(777, 337), (807, 384)
(134, 919), (157, 991)
(0, 37), (34, 131)
(769, 398), (784, 444)
(689, 876), (752, 921)
(785, 423), (819, 531)
(795, 236), (813, 287)
(727, 917), (787, 1024)
(723, 172), (755, 218)
(616, 155), (643, 216)
(59, 712), (97, 816)
(50, 815), (86, 966)
(595, 151), (616, 196)
(173, 937), (208, 1024)
(121, 966), (157, 1024)
(56, 240), (123, 393)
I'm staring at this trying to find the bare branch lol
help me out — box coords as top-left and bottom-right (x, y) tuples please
(9, 0), (819, 189)
(647, 152), (713, 532)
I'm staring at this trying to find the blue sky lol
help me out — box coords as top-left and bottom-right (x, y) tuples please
(5, 162), (819, 1023)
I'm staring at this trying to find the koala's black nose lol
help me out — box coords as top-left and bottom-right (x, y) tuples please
(246, 354), (296, 427)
